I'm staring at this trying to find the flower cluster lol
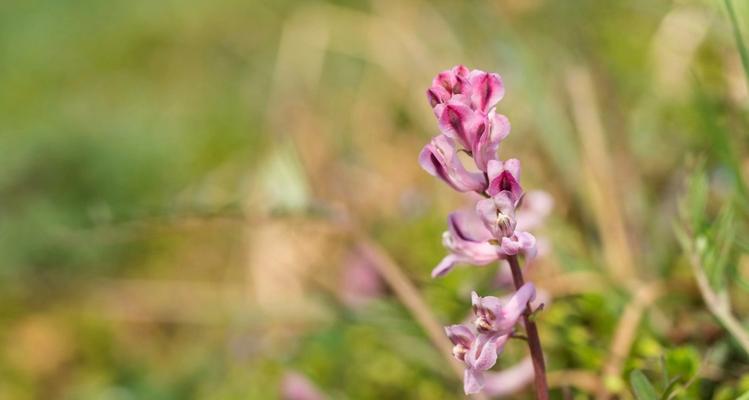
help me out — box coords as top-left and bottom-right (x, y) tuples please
(445, 284), (536, 393)
(419, 65), (543, 394)
(419, 65), (537, 278)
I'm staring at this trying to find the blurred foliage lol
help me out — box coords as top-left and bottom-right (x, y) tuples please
(2, 0), (749, 399)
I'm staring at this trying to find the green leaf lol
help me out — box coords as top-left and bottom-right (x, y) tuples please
(737, 391), (749, 400)
(630, 370), (659, 400)
(725, 0), (749, 87)
(661, 376), (682, 400)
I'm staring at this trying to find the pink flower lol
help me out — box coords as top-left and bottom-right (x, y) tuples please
(467, 69), (505, 114)
(427, 66), (505, 115)
(339, 247), (383, 309)
(418, 135), (487, 192)
(445, 324), (510, 394)
(471, 283), (535, 335)
(487, 158), (523, 201)
(432, 210), (501, 278)
(476, 190), (517, 239)
(437, 101), (487, 152)
(445, 284), (534, 394)
(427, 65), (470, 111)
(432, 208), (538, 277)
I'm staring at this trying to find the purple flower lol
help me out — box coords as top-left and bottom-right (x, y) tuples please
(487, 158), (523, 201)
(445, 324), (510, 394)
(476, 190), (516, 239)
(471, 283), (535, 335)
(418, 135), (487, 192)
(432, 210), (501, 278)
(445, 284), (534, 394)
(432, 208), (538, 278)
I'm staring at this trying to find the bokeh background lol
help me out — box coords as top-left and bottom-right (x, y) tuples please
(2, 0), (749, 398)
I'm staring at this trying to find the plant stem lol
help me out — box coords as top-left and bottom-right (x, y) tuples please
(507, 255), (549, 400)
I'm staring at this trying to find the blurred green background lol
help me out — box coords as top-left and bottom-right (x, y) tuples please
(2, 0), (749, 398)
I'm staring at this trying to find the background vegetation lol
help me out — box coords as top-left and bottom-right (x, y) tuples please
(2, 0), (749, 398)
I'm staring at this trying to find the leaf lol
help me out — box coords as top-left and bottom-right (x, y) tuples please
(725, 0), (749, 87)
(737, 391), (749, 400)
(630, 370), (659, 400)
(661, 376), (681, 400)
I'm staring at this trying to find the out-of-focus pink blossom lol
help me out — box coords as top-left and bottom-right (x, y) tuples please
(339, 248), (383, 308)
(483, 357), (535, 397)
(419, 135), (487, 192)
(515, 190), (554, 232)
(280, 371), (325, 400)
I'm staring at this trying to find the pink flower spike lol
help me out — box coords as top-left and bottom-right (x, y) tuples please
(468, 70), (505, 114)
(476, 191), (517, 239)
(418, 135), (486, 192)
(487, 159), (523, 201)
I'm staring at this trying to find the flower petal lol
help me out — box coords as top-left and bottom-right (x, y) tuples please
(418, 135), (486, 192)
(476, 192), (516, 239)
(494, 283), (535, 332)
(482, 357), (534, 397)
(438, 102), (486, 150)
(467, 333), (508, 371)
(432, 254), (459, 278)
(468, 71), (504, 113)
(464, 368), (485, 394)
(472, 111), (510, 171)
(445, 324), (475, 347)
